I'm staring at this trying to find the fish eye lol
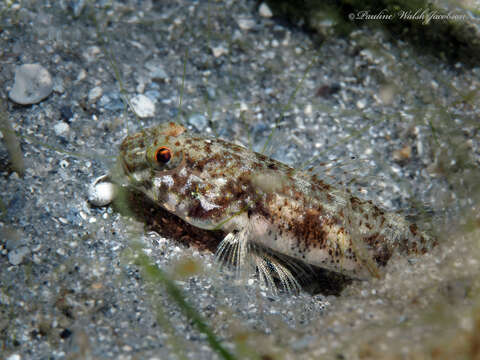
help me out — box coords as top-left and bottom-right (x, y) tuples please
(147, 143), (183, 172)
(155, 146), (172, 164)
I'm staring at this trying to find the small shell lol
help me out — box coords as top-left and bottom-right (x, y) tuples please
(88, 175), (117, 206)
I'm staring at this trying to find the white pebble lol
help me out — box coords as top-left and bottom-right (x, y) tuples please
(8, 246), (30, 266)
(6, 354), (21, 360)
(88, 86), (103, 102)
(211, 45), (228, 58)
(304, 103), (313, 116)
(239, 102), (248, 112)
(53, 77), (64, 93)
(88, 175), (117, 207)
(237, 17), (256, 30)
(84, 46), (101, 62)
(9, 64), (53, 105)
(76, 69), (87, 82)
(130, 94), (155, 118)
(356, 99), (367, 109)
(53, 122), (70, 136)
(259, 3), (273, 18)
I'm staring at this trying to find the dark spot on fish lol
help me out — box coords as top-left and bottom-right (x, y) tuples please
(409, 223), (418, 236)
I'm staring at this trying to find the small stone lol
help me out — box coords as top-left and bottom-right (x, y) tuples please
(88, 86), (103, 102)
(8, 246), (30, 265)
(99, 92), (123, 111)
(237, 17), (256, 30)
(71, 0), (86, 17)
(6, 354), (21, 360)
(76, 69), (87, 82)
(206, 87), (216, 100)
(136, 79), (146, 94)
(393, 145), (412, 162)
(8, 64), (53, 105)
(53, 76), (64, 93)
(240, 102), (248, 112)
(53, 122), (70, 137)
(88, 175), (117, 207)
(259, 3), (273, 18)
(356, 99), (367, 109)
(145, 61), (168, 81)
(211, 45), (228, 58)
(84, 46), (101, 62)
(130, 94), (155, 118)
(188, 113), (207, 131)
(304, 104), (313, 116)
(379, 84), (395, 105)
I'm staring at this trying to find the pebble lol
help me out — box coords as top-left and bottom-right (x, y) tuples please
(84, 46), (101, 62)
(188, 113), (208, 131)
(76, 69), (87, 82)
(8, 64), (53, 105)
(6, 355), (21, 360)
(71, 0), (86, 17)
(53, 76), (64, 93)
(88, 86), (103, 102)
(88, 175), (117, 207)
(379, 84), (395, 104)
(356, 99), (367, 109)
(237, 17), (256, 30)
(145, 61), (168, 81)
(211, 45), (228, 58)
(206, 87), (216, 100)
(393, 145), (412, 162)
(53, 122), (70, 137)
(130, 94), (155, 118)
(259, 3), (273, 18)
(304, 103), (313, 116)
(8, 246), (30, 265)
(99, 92), (124, 111)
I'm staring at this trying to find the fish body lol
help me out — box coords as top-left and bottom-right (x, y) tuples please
(117, 122), (436, 289)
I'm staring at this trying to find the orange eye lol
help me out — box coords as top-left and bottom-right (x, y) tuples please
(155, 146), (172, 164)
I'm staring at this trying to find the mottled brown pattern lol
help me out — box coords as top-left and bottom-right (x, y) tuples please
(291, 208), (329, 251)
(118, 122), (437, 280)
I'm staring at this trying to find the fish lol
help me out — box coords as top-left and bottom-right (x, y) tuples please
(113, 121), (437, 292)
